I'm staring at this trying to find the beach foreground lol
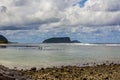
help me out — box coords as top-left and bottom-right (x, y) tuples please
(0, 63), (120, 80)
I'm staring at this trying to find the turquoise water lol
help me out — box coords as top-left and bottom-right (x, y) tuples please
(0, 43), (120, 69)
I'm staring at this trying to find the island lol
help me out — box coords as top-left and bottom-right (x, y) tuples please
(0, 35), (8, 44)
(42, 37), (80, 43)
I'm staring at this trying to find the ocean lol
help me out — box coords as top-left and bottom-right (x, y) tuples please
(0, 43), (120, 69)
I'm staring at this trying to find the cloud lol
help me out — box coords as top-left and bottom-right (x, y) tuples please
(13, 0), (30, 6)
(61, 0), (120, 27)
(0, 0), (120, 43)
(84, 0), (120, 11)
(0, 0), (68, 30)
(63, 8), (120, 26)
(0, 0), (120, 31)
(0, 6), (7, 13)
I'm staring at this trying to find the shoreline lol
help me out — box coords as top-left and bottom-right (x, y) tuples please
(0, 63), (120, 80)
(1, 60), (120, 70)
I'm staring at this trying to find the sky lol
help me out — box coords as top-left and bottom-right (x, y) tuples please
(0, 0), (120, 43)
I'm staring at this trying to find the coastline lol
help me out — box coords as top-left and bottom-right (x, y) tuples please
(0, 63), (120, 80)
(0, 44), (120, 79)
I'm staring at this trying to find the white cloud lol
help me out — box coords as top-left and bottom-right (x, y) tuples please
(0, 0), (120, 33)
(64, 8), (120, 26)
(61, 0), (120, 27)
(84, 0), (120, 11)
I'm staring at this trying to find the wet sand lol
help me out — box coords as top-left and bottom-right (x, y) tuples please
(0, 63), (120, 80)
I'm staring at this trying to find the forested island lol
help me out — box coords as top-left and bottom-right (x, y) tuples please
(0, 35), (8, 44)
(43, 37), (80, 43)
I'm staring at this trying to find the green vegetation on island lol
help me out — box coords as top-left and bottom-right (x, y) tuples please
(43, 37), (80, 43)
(0, 35), (8, 44)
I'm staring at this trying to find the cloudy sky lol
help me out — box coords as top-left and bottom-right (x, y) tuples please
(0, 0), (120, 43)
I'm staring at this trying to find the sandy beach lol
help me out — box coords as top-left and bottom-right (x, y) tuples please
(0, 63), (120, 80)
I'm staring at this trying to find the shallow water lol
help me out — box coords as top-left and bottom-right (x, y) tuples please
(0, 43), (120, 69)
